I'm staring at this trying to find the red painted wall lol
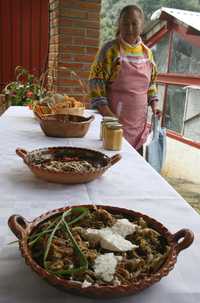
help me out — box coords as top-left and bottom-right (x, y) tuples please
(0, 0), (49, 91)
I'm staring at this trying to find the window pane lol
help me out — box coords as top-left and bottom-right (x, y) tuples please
(164, 85), (186, 134)
(170, 32), (200, 74)
(183, 88), (200, 142)
(151, 33), (169, 73)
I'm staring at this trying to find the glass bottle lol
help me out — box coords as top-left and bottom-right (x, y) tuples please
(103, 122), (123, 151)
(100, 116), (118, 140)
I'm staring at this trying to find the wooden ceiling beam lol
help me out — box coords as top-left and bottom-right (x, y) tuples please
(157, 73), (200, 86)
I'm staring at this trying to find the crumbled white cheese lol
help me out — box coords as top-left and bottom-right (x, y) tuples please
(86, 226), (137, 252)
(94, 253), (122, 282)
(111, 219), (136, 237)
(82, 280), (92, 288)
(85, 228), (101, 241)
(100, 228), (136, 251)
(113, 276), (121, 286)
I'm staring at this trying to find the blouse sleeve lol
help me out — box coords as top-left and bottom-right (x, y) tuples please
(89, 41), (115, 109)
(147, 52), (159, 105)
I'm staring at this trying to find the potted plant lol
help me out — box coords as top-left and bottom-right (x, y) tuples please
(3, 66), (47, 107)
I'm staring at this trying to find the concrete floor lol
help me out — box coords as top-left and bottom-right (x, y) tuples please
(164, 176), (200, 214)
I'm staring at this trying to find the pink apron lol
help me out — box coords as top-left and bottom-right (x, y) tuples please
(107, 43), (152, 150)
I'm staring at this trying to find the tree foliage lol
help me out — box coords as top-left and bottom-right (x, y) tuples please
(101, 0), (200, 44)
(100, 0), (139, 45)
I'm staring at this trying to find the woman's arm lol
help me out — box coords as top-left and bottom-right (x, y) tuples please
(88, 41), (116, 117)
(148, 55), (162, 118)
(97, 104), (116, 116)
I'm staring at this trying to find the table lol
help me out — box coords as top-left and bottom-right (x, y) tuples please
(0, 106), (200, 303)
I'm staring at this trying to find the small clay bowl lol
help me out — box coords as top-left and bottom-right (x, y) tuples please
(35, 113), (94, 138)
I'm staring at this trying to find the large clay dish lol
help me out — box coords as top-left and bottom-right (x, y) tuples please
(35, 113), (94, 138)
(8, 204), (194, 298)
(16, 146), (121, 184)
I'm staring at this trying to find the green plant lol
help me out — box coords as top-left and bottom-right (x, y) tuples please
(3, 66), (47, 106)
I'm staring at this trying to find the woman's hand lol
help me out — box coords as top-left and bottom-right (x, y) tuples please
(153, 108), (162, 119)
(151, 101), (162, 119)
(98, 105), (116, 117)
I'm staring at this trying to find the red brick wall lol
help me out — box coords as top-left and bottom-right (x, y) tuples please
(48, 0), (101, 105)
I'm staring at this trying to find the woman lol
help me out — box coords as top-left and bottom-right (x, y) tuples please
(89, 5), (161, 154)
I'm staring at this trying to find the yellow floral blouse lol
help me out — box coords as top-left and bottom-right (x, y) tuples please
(89, 38), (158, 108)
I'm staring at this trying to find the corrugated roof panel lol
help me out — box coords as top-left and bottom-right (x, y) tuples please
(151, 7), (200, 32)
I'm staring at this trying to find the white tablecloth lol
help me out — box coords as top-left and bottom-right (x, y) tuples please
(0, 106), (200, 303)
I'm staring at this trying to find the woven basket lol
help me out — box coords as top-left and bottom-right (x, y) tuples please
(33, 102), (85, 118)
(33, 104), (51, 119)
(51, 106), (85, 116)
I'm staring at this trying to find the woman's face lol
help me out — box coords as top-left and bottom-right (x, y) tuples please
(119, 9), (143, 44)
